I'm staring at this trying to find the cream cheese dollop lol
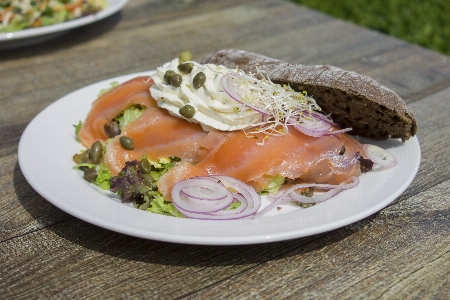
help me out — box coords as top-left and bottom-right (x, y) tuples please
(150, 58), (262, 131)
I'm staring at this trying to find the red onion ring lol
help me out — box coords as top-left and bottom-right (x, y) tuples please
(363, 144), (398, 167)
(256, 176), (359, 217)
(290, 113), (352, 137)
(171, 175), (261, 220)
(171, 178), (233, 213)
(291, 119), (332, 137)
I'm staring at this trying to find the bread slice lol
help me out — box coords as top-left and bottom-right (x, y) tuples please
(202, 49), (417, 141)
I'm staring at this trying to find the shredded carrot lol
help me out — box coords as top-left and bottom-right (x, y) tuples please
(39, 0), (48, 11)
(0, 6), (12, 22)
(33, 19), (42, 27)
(65, 0), (84, 11)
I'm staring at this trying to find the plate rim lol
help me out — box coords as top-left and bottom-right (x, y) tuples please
(18, 71), (421, 245)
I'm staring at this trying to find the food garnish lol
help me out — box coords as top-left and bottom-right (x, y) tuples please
(221, 72), (352, 137)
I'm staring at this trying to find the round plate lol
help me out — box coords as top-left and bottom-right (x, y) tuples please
(0, 0), (128, 49)
(18, 71), (421, 245)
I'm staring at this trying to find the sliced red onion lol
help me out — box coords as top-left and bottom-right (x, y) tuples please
(171, 175), (261, 220)
(181, 185), (229, 201)
(292, 119), (332, 137)
(306, 111), (338, 126)
(324, 127), (353, 135)
(171, 178), (233, 213)
(221, 72), (244, 104)
(256, 176), (359, 217)
(290, 113), (353, 137)
(221, 72), (270, 116)
(363, 144), (398, 167)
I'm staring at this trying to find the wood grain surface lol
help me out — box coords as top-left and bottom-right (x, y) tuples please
(1, 0), (449, 298)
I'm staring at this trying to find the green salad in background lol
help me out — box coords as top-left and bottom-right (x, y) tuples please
(0, 0), (108, 33)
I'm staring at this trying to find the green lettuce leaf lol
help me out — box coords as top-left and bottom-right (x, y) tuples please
(73, 121), (82, 142)
(72, 163), (112, 190)
(95, 165), (112, 190)
(147, 194), (185, 218)
(98, 81), (119, 96)
(115, 105), (144, 129)
(260, 174), (285, 195)
(228, 201), (242, 210)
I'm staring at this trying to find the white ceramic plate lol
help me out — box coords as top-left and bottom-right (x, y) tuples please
(0, 0), (128, 49)
(18, 71), (421, 245)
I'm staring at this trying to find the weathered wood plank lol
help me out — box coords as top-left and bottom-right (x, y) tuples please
(181, 179), (450, 300)
(1, 216), (322, 298)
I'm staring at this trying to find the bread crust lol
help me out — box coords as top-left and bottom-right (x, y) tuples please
(202, 49), (417, 141)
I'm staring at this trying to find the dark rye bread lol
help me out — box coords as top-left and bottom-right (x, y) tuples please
(202, 49), (417, 141)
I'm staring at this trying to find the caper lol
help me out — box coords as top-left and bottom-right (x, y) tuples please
(193, 72), (206, 89)
(104, 120), (121, 138)
(178, 51), (193, 63)
(163, 70), (176, 83)
(119, 136), (134, 150)
(139, 159), (152, 174)
(89, 140), (103, 164)
(73, 149), (90, 164)
(177, 62), (194, 74)
(83, 168), (98, 183)
(142, 174), (156, 187)
(73, 153), (82, 164)
(79, 165), (90, 172)
(170, 74), (182, 87)
(179, 104), (196, 118)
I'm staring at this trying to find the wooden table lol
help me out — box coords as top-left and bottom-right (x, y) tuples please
(2, 0), (450, 298)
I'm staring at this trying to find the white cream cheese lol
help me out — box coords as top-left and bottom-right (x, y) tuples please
(150, 58), (262, 131)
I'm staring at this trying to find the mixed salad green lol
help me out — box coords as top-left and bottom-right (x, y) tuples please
(73, 103), (186, 217)
(1, 0), (108, 33)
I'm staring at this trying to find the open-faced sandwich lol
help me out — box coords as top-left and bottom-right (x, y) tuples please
(73, 50), (416, 220)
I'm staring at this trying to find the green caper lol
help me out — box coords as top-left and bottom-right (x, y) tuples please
(193, 72), (206, 89)
(177, 62), (194, 74)
(73, 149), (90, 164)
(178, 51), (193, 63)
(170, 74), (182, 87)
(119, 136), (134, 150)
(83, 168), (98, 183)
(104, 120), (121, 138)
(179, 104), (196, 118)
(142, 174), (156, 187)
(163, 70), (176, 83)
(89, 140), (103, 164)
(139, 159), (152, 174)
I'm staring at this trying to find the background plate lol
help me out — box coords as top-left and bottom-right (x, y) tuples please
(18, 72), (421, 245)
(0, 0), (128, 49)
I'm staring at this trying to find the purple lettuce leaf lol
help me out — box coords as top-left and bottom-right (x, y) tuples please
(110, 160), (151, 203)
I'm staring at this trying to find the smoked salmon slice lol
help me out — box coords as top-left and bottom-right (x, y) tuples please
(158, 129), (364, 201)
(104, 107), (208, 175)
(78, 76), (156, 148)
